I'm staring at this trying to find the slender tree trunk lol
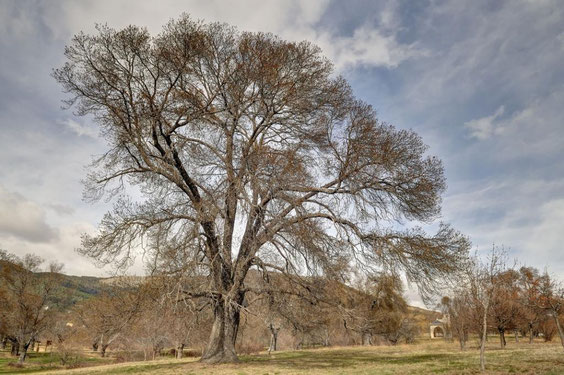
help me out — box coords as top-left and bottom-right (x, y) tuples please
(552, 312), (564, 350)
(100, 344), (109, 358)
(268, 323), (280, 353)
(10, 339), (19, 356)
(529, 325), (534, 344)
(458, 326), (466, 350)
(1, 336), (7, 350)
(176, 343), (185, 359)
(514, 330), (519, 343)
(499, 328), (506, 348)
(294, 330), (304, 350)
(362, 332), (372, 346)
(17, 341), (30, 364)
(200, 293), (243, 363)
(480, 300), (489, 372)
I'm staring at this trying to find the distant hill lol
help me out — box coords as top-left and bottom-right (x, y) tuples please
(406, 305), (442, 334)
(17, 271), (108, 310)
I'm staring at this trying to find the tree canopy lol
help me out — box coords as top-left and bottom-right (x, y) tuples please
(54, 15), (469, 362)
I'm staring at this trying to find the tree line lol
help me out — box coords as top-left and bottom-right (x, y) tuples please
(0, 249), (428, 366)
(439, 248), (564, 372)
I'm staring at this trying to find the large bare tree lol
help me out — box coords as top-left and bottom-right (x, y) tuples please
(54, 15), (469, 363)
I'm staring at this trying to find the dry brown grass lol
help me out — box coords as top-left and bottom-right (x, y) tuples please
(24, 338), (564, 375)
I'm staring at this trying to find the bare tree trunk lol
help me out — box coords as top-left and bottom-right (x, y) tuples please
(529, 326), (534, 344)
(362, 332), (372, 346)
(480, 301), (489, 372)
(458, 326), (466, 350)
(10, 339), (19, 356)
(499, 328), (506, 348)
(552, 312), (564, 350)
(17, 341), (30, 364)
(514, 330), (519, 343)
(0, 336), (7, 350)
(92, 339), (99, 352)
(200, 293), (243, 363)
(268, 323), (280, 353)
(100, 344), (109, 358)
(294, 330), (304, 350)
(324, 326), (330, 347)
(176, 343), (185, 359)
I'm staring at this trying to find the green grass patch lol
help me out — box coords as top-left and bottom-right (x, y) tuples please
(0, 351), (110, 374)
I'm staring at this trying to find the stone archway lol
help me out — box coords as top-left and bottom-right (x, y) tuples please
(433, 326), (444, 338)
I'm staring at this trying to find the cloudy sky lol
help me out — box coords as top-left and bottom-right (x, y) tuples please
(1, 1), (563, 304)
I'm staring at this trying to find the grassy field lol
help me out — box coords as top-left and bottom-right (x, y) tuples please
(0, 351), (111, 374)
(2, 338), (564, 374)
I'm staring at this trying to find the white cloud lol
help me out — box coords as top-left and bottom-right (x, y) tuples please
(403, 1), (564, 111)
(464, 105), (505, 140)
(35, 0), (414, 72)
(316, 26), (424, 71)
(47, 202), (75, 216)
(443, 178), (564, 279)
(462, 88), (564, 161)
(45, 0), (329, 38)
(519, 199), (564, 277)
(0, 186), (58, 243)
(63, 118), (98, 138)
(0, 220), (110, 276)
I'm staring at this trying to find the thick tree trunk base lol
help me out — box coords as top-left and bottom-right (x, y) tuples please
(200, 350), (239, 364)
(200, 294), (243, 364)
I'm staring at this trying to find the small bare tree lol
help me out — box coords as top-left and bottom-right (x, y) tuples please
(73, 285), (143, 357)
(518, 266), (544, 343)
(343, 274), (408, 345)
(536, 273), (564, 349)
(463, 247), (506, 372)
(0, 250), (63, 364)
(489, 269), (521, 348)
(445, 294), (471, 349)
